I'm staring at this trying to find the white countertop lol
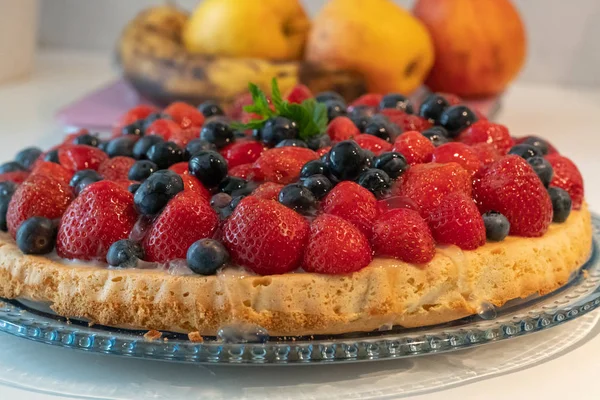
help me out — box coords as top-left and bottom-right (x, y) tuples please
(1, 50), (600, 399)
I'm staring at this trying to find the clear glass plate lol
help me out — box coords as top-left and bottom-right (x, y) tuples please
(1, 215), (599, 365)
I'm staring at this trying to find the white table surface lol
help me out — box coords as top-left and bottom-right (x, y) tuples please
(1, 50), (600, 399)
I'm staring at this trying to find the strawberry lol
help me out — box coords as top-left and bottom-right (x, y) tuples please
(392, 131), (435, 165)
(7, 175), (73, 237)
(427, 192), (486, 250)
(251, 147), (318, 184)
(354, 134), (393, 155)
(380, 109), (432, 132)
(372, 208), (435, 263)
(30, 161), (73, 186)
(473, 155), (553, 237)
(302, 214), (372, 274)
(114, 105), (158, 132)
(251, 182), (284, 201)
(98, 156), (135, 181)
(145, 119), (182, 141)
(168, 162), (189, 175)
(546, 154), (584, 209)
(432, 142), (481, 176)
(323, 181), (378, 238)
(180, 174), (211, 202)
(349, 93), (382, 110)
(56, 181), (138, 260)
(58, 145), (108, 173)
(164, 102), (205, 129)
(376, 195), (420, 215)
(230, 92), (254, 120)
(327, 116), (360, 142)
(459, 121), (513, 155)
(285, 84), (313, 104)
(471, 142), (501, 166)
(228, 163), (253, 179)
(222, 196), (309, 275)
(398, 162), (472, 217)
(170, 127), (200, 148)
(220, 140), (265, 168)
(0, 171), (29, 184)
(143, 191), (218, 262)
(316, 146), (331, 157)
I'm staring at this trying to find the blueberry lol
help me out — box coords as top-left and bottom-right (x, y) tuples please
(315, 91), (345, 104)
(218, 176), (247, 195)
(357, 168), (391, 197)
(300, 160), (329, 178)
(328, 140), (367, 181)
(15, 147), (42, 169)
(278, 183), (317, 214)
(349, 105), (374, 132)
(260, 117), (299, 146)
(508, 144), (542, 160)
(198, 101), (224, 118)
(16, 217), (56, 255)
(439, 105), (478, 138)
(0, 182), (17, 231)
(306, 134), (331, 151)
(188, 150), (228, 187)
(200, 120), (235, 149)
(548, 187), (572, 223)
(105, 136), (139, 158)
(373, 152), (409, 179)
(143, 112), (171, 130)
(187, 239), (229, 275)
(121, 121), (145, 136)
(0, 161), (26, 174)
(251, 128), (262, 141)
(98, 141), (109, 153)
(419, 93), (450, 123)
(301, 174), (333, 199)
(211, 193), (233, 210)
(482, 211), (510, 241)
(44, 149), (60, 164)
(522, 136), (550, 155)
(0, 181), (17, 198)
(128, 182), (141, 194)
(107, 239), (144, 268)
(380, 93), (414, 114)
(75, 176), (102, 195)
(185, 138), (216, 159)
(364, 116), (396, 142)
(276, 139), (308, 148)
(363, 149), (375, 169)
(229, 195), (245, 210)
(421, 126), (450, 147)
(69, 170), (102, 195)
(325, 100), (347, 122)
(132, 136), (164, 160)
(74, 133), (101, 147)
(128, 160), (158, 181)
(134, 170), (184, 215)
(527, 156), (553, 187)
(147, 141), (184, 169)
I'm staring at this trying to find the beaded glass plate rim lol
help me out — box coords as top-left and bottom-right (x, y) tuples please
(1, 215), (599, 365)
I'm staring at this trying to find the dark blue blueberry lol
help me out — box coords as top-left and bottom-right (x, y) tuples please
(128, 160), (158, 181)
(185, 138), (216, 159)
(0, 181), (17, 198)
(0, 161), (26, 174)
(106, 239), (144, 268)
(548, 187), (572, 223)
(0, 182), (17, 231)
(419, 93), (450, 123)
(105, 136), (139, 158)
(527, 156), (553, 187)
(218, 176), (247, 195)
(74, 176), (102, 195)
(146, 141), (184, 169)
(143, 113), (171, 130)
(325, 100), (347, 122)
(98, 141), (109, 153)
(522, 136), (550, 156)
(357, 168), (391, 197)
(380, 93), (414, 114)
(364, 115), (397, 142)
(349, 105), (374, 132)
(373, 152), (409, 179)
(328, 140), (368, 181)
(132, 135), (164, 160)
(16, 217), (56, 255)
(439, 105), (478, 138)
(300, 160), (329, 178)
(508, 144), (542, 160)
(15, 147), (42, 169)
(211, 193), (233, 210)
(188, 150), (228, 188)
(234, 130), (247, 139)
(363, 149), (375, 168)
(128, 182), (141, 194)
(69, 170), (102, 195)
(306, 134), (331, 151)
(198, 101), (224, 118)
(229, 195), (245, 210)
(421, 126), (450, 147)
(315, 91), (345, 104)
(301, 174), (333, 199)
(187, 239), (229, 275)
(121, 120), (145, 136)
(74, 133), (101, 147)
(44, 149), (60, 164)
(260, 117), (298, 146)
(482, 211), (510, 242)
(200, 120), (235, 149)
(278, 183), (317, 214)
(134, 170), (184, 215)
(251, 128), (262, 141)
(276, 139), (308, 148)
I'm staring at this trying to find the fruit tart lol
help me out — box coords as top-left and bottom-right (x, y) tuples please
(0, 81), (592, 337)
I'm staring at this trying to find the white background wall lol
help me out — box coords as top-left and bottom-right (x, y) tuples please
(37, 0), (600, 87)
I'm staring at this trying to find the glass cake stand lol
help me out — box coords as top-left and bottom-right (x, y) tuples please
(1, 215), (599, 365)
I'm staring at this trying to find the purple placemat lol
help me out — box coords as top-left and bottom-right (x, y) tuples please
(56, 79), (501, 130)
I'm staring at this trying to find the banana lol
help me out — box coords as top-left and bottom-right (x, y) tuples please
(116, 5), (366, 107)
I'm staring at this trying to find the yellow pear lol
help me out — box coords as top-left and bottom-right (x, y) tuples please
(183, 0), (310, 61)
(306, 0), (434, 94)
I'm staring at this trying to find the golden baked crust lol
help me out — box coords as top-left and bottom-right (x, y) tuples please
(0, 205), (592, 336)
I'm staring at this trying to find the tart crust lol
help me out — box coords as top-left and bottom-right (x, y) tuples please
(0, 205), (593, 336)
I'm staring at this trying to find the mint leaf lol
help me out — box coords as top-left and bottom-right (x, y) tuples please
(270, 78), (284, 110)
(244, 83), (274, 118)
(231, 118), (267, 131)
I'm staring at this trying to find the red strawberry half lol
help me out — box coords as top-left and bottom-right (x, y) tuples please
(251, 147), (318, 184)
(327, 116), (360, 142)
(323, 181), (379, 239)
(98, 156), (136, 181)
(393, 131), (435, 165)
(546, 154), (584, 210)
(432, 142), (481, 176)
(58, 145), (108, 173)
